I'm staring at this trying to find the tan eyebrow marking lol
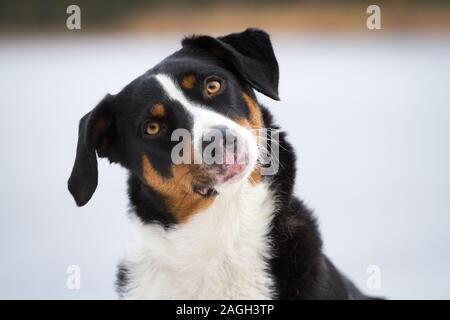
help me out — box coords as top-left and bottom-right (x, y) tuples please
(181, 75), (196, 89)
(151, 103), (165, 117)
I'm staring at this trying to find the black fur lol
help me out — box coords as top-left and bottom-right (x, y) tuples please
(115, 262), (130, 299)
(68, 28), (374, 300)
(260, 106), (369, 299)
(182, 29), (280, 100)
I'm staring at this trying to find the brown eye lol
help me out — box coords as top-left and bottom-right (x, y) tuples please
(205, 79), (222, 95)
(144, 122), (160, 135)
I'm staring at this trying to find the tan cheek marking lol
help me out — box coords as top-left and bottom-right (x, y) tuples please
(242, 92), (263, 130)
(233, 117), (251, 128)
(223, 112), (264, 185)
(249, 167), (262, 185)
(142, 154), (215, 223)
(151, 103), (165, 117)
(242, 92), (264, 185)
(181, 75), (196, 89)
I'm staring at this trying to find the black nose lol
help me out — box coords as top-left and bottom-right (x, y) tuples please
(202, 125), (237, 149)
(201, 126), (238, 164)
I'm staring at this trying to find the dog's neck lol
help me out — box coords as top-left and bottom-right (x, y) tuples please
(124, 180), (276, 299)
(134, 180), (275, 241)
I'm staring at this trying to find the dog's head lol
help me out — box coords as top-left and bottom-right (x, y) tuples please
(68, 28), (279, 222)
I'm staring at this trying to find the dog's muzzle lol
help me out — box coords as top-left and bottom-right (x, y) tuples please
(194, 125), (249, 196)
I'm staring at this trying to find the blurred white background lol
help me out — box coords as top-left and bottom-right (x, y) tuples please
(0, 33), (449, 299)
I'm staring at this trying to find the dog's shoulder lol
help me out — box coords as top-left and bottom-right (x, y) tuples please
(260, 106), (354, 299)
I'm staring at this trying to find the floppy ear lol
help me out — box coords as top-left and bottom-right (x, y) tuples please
(182, 28), (280, 100)
(67, 94), (119, 206)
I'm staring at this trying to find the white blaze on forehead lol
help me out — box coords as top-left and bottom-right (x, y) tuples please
(155, 74), (195, 113)
(155, 73), (242, 132)
(154, 73), (259, 185)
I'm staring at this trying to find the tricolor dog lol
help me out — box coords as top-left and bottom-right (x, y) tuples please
(68, 29), (372, 299)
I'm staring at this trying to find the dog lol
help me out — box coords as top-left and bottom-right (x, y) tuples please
(68, 28), (372, 299)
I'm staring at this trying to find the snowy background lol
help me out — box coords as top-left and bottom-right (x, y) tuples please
(0, 33), (449, 299)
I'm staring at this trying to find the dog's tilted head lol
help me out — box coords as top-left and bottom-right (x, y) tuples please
(68, 28), (279, 222)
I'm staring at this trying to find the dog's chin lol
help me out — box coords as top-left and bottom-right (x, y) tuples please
(193, 161), (256, 198)
(193, 138), (259, 198)
(214, 171), (249, 195)
(193, 184), (218, 198)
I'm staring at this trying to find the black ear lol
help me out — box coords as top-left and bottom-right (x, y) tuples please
(67, 94), (119, 206)
(182, 28), (280, 100)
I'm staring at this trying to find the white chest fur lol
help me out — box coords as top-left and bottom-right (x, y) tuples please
(122, 182), (276, 299)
